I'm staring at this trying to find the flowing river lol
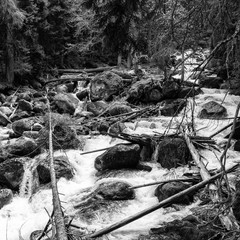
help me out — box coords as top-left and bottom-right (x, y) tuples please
(0, 57), (240, 240)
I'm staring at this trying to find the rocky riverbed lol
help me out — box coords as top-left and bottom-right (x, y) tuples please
(1, 50), (240, 240)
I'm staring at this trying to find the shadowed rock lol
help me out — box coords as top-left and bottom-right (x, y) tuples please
(95, 144), (141, 171)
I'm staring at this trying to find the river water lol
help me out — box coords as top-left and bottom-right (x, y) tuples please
(0, 59), (240, 240)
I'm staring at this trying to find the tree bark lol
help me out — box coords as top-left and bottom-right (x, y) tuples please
(47, 99), (68, 240)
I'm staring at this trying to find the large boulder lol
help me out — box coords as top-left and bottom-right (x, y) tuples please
(0, 158), (27, 190)
(94, 181), (135, 200)
(0, 137), (40, 162)
(127, 78), (162, 103)
(154, 138), (191, 169)
(37, 155), (74, 184)
(198, 101), (227, 119)
(12, 117), (44, 135)
(95, 144), (141, 171)
(159, 99), (186, 116)
(90, 71), (123, 101)
(53, 93), (79, 114)
(0, 188), (13, 208)
(154, 181), (194, 204)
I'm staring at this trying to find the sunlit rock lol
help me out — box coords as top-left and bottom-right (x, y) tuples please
(90, 71), (123, 101)
(95, 144), (141, 171)
(0, 188), (13, 209)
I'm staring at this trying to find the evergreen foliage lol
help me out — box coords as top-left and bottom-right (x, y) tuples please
(0, 0), (239, 87)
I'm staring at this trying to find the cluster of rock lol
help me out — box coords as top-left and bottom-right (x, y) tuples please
(0, 85), (82, 209)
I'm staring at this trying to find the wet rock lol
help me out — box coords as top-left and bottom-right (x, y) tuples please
(87, 101), (108, 116)
(0, 188), (13, 209)
(18, 99), (33, 112)
(95, 144), (141, 171)
(154, 181), (194, 204)
(159, 99), (186, 116)
(90, 71), (123, 101)
(108, 102), (132, 116)
(162, 80), (180, 99)
(0, 158), (27, 190)
(76, 89), (89, 100)
(0, 137), (40, 162)
(127, 78), (162, 103)
(198, 101), (227, 119)
(0, 111), (11, 126)
(37, 155), (74, 184)
(53, 93), (79, 114)
(178, 87), (202, 98)
(12, 117), (43, 135)
(94, 181), (135, 200)
(154, 138), (191, 169)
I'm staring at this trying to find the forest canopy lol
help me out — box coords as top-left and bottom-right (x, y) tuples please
(0, 0), (239, 86)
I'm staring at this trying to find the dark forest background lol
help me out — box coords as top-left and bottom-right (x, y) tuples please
(0, 0), (239, 89)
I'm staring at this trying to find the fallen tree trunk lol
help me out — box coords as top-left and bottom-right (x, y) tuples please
(58, 66), (116, 74)
(47, 98), (68, 240)
(183, 132), (239, 231)
(88, 163), (239, 238)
